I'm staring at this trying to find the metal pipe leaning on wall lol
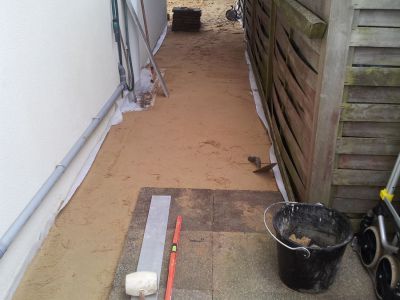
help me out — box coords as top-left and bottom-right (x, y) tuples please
(126, 0), (169, 97)
(0, 83), (125, 259)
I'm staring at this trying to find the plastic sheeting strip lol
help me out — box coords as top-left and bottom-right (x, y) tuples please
(60, 24), (169, 211)
(245, 51), (289, 202)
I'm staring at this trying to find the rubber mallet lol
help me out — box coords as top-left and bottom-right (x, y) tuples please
(125, 271), (157, 300)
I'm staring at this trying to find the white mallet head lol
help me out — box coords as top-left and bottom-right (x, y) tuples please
(125, 271), (158, 297)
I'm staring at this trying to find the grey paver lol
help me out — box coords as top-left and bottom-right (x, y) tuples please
(110, 188), (375, 300)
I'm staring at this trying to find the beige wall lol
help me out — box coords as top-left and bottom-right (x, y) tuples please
(0, 0), (166, 298)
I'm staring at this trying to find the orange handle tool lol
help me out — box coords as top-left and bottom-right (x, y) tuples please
(164, 216), (183, 300)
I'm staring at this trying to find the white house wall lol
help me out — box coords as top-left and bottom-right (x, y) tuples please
(0, 0), (167, 299)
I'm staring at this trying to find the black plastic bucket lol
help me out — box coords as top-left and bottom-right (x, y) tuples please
(267, 202), (353, 293)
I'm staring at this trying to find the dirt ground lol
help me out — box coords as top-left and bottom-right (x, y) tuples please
(14, 1), (276, 299)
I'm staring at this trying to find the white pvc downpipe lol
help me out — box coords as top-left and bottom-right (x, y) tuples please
(0, 83), (125, 259)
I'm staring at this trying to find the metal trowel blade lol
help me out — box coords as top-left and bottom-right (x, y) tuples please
(253, 163), (277, 173)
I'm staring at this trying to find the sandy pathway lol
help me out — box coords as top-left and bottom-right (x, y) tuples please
(14, 1), (276, 299)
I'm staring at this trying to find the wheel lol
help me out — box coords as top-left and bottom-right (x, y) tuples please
(360, 226), (382, 268)
(375, 255), (399, 300)
(225, 8), (238, 21)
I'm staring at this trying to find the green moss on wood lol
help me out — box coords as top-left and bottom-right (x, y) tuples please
(345, 67), (400, 86)
(274, 0), (327, 39)
(341, 103), (400, 122)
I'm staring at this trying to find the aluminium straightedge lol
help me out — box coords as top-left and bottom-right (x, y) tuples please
(133, 195), (171, 300)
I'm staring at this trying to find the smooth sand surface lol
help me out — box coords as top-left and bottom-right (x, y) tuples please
(14, 1), (276, 299)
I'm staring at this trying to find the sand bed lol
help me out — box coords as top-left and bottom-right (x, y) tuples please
(14, 1), (275, 299)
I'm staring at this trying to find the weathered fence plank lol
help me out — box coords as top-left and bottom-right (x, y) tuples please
(273, 60), (313, 120)
(257, 3), (271, 21)
(335, 185), (399, 200)
(350, 27), (400, 48)
(345, 67), (400, 86)
(358, 9), (400, 27)
(338, 154), (397, 170)
(273, 0), (327, 38)
(307, 0), (354, 204)
(342, 122), (400, 138)
(346, 86), (400, 104)
(261, 0), (272, 11)
(271, 116), (306, 199)
(274, 72), (311, 152)
(275, 42), (316, 101)
(296, 0), (330, 20)
(336, 137), (400, 155)
(353, 47), (400, 67)
(341, 103), (400, 122)
(290, 33), (320, 71)
(272, 87), (308, 180)
(332, 198), (380, 214)
(352, 0), (400, 10)
(333, 169), (392, 186)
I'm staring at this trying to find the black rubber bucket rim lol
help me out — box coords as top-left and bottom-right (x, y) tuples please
(265, 202), (353, 256)
(274, 202), (353, 250)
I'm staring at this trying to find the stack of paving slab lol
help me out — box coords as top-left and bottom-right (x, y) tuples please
(172, 7), (202, 32)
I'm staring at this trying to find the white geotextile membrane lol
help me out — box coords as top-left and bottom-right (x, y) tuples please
(245, 51), (289, 202)
(60, 25), (168, 211)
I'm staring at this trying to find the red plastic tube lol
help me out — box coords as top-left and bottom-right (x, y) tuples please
(164, 216), (183, 300)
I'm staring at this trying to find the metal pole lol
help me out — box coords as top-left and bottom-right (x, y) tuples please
(386, 154), (400, 195)
(378, 215), (399, 253)
(139, 0), (156, 81)
(140, 0), (151, 46)
(382, 153), (400, 229)
(126, 1), (169, 97)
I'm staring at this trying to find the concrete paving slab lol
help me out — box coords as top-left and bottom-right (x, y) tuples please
(329, 248), (375, 299)
(111, 188), (374, 300)
(134, 188), (213, 232)
(109, 229), (144, 300)
(158, 288), (212, 300)
(160, 231), (213, 291)
(213, 190), (281, 232)
(167, 189), (213, 231)
(212, 232), (375, 299)
(159, 229), (174, 289)
(212, 231), (278, 295)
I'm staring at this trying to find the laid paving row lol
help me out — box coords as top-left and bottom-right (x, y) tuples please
(110, 188), (374, 300)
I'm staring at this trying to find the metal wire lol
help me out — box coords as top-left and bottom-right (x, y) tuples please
(263, 202), (311, 259)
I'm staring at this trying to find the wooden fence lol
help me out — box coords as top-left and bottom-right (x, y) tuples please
(245, 0), (400, 217)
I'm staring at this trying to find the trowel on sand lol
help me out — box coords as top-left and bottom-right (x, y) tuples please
(248, 156), (276, 173)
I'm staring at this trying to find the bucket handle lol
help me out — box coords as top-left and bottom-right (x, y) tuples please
(264, 202), (311, 259)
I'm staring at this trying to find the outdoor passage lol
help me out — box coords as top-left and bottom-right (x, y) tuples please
(1, 0), (399, 300)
